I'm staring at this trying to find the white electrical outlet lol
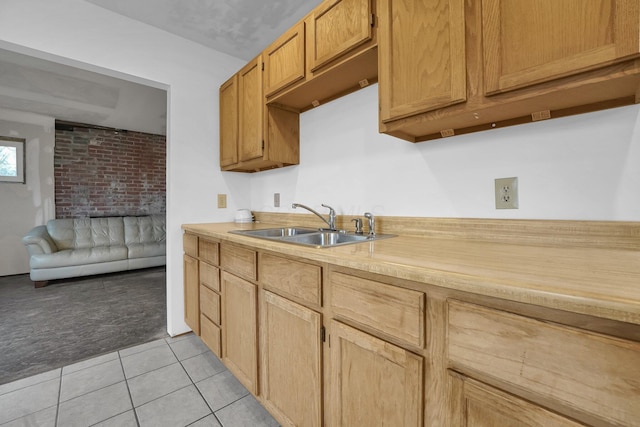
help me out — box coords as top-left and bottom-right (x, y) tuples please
(274, 193), (280, 207)
(495, 177), (519, 209)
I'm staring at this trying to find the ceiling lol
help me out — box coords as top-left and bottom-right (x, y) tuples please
(0, 0), (321, 135)
(87, 0), (320, 61)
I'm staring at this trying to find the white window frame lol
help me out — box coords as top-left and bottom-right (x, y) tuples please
(0, 136), (26, 184)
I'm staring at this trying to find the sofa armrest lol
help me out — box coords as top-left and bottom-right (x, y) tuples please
(22, 225), (58, 256)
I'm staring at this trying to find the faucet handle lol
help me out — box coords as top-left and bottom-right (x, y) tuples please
(321, 203), (335, 215)
(351, 218), (364, 235)
(364, 212), (375, 236)
(321, 204), (336, 229)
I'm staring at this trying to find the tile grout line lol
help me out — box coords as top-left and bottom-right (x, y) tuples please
(61, 353), (120, 377)
(0, 368), (61, 397)
(55, 369), (62, 427)
(166, 338), (219, 422)
(117, 350), (141, 427)
(119, 340), (179, 381)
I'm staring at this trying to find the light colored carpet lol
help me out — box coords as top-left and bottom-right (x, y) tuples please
(0, 267), (167, 385)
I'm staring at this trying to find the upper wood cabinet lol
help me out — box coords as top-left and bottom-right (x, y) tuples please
(378, 0), (466, 123)
(220, 55), (300, 172)
(482, 0), (640, 95)
(219, 75), (238, 168)
(238, 57), (264, 163)
(264, 0), (378, 111)
(309, 0), (373, 72)
(264, 23), (306, 98)
(379, 0), (640, 142)
(221, 0), (378, 172)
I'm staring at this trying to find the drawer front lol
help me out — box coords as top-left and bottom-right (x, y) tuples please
(183, 233), (198, 257)
(198, 239), (219, 265)
(200, 262), (220, 292)
(330, 272), (425, 348)
(259, 252), (322, 306)
(447, 300), (640, 427)
(200, 314), (221, 357)
(200, 285), (221, 325)
(220, 243), (257, 281)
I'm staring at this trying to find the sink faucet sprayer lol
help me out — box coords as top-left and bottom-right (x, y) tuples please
(364, 212), (375, 236)
(292, 203), (336, 231)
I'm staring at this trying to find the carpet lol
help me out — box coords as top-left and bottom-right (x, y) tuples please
(0, 267), (168, 385)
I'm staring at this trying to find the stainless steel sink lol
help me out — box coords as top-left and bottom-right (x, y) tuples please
(284, 231), (369, 246)
(229, 227), (318, 238)
(229, 227), (395, 248)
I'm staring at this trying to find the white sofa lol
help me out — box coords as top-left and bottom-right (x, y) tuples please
(22, 215), (166, 287)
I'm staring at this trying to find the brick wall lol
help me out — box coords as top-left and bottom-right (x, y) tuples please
(54, 125), (166, 218)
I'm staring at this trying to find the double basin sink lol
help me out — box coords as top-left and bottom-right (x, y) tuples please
(229, 227), (395, 248)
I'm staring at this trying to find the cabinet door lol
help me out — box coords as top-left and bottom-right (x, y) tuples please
(330, 320), (423, 426)
(261, 291), (322, 427)
(219, 74), (238, 167)
(452, 375), (583, 427)
(222, 271), (258, 394)
(264, 22), (306, 97)
(482, 0), (640, 95)
(309, 0), (373, 72)
(183, 254), (199, 335)
(379, 0), (466, 122)
(238, 55), (264, 162)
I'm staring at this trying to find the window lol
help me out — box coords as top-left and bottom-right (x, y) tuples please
(0, 137), (25, 184)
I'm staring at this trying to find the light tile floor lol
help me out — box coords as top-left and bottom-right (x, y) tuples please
(0, 334), (280, 427)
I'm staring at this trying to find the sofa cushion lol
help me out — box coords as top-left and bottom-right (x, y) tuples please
(30, 246), (128, 269)
(47, 217), (125, 250)
(124, 216), (166, 245)
(127, 242), (166, 259)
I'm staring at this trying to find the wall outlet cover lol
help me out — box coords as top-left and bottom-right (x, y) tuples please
(217, 193), (227, 209)
(495, 177), (518, 209)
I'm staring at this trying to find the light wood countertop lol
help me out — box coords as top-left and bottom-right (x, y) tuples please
(182, 221), (640, 326)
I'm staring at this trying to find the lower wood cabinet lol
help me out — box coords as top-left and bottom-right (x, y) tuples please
(184, 232), (640, 427)
(222, 271), (258, 394)
(260, 290), (323, 427)
(452, 374), (583, 427)
(183, 253), (199, 335)
(447, 299), (640, 427)
(329, 320), (423, 426)
(200, 313), (221, 357)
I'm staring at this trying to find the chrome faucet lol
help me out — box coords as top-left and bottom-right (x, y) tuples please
(364, 212), (375, 236)
(292, 203), (336, 231)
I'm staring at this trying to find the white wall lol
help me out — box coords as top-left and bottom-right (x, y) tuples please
(0, 0), (247, 336)
(0, 111), (55, 275)
(2, 0), (639, 338)
(252, 84), (640, 221)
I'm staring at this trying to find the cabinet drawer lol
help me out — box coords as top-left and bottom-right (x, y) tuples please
(198, 239), (219, 265)
(220, 243), (257, 281)
(259, 253), (322, 306)
(200, 262), (220, 292)
(330, 272), (425, 348)
(447, 300), (640, 427)
(200, 314), (221, 357)
(200, 285), (221, 325)
(183, 233), (198, 257)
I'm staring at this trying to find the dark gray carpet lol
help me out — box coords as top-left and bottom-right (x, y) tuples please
(0, 267), (167, 385)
